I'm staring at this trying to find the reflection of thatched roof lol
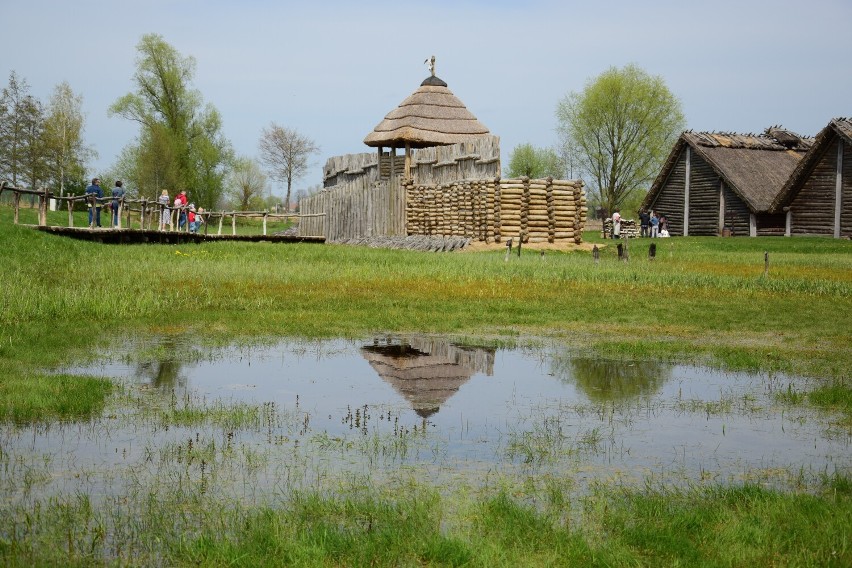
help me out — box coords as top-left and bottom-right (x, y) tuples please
(364, 75), (491, 149)
(769, 118), (852, 212)
(644, 129), (813, 213)
(361, 338), (494, 418)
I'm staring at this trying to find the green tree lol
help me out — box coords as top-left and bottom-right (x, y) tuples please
(505, 143), (564, 179)
(225, 156), (268, 211)
(556, 64), (685, 213)
(258, 124), (319, 212)
(109, 34), (232, 207)
(43, 81), (94, 197)
(0, 71), (44, 189)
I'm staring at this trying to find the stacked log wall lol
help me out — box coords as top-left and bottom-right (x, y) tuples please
(789, 140), (837, 235)
(686, 154), (722, 235)
(722, 184), (751, 237)
(648, 150), (686, 235)
(404, 177), (586, 244)
(843, 140), (852, 237)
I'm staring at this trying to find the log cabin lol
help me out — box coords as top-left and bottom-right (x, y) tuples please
(642, 129), (812, 236)
(769, 118), (852, 238)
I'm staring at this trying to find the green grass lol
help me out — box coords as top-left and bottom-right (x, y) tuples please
(1, 203), (851, 565)
(3, 482), (848, 566)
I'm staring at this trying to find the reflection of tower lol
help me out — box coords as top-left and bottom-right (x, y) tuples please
(361, 336), (494, 418)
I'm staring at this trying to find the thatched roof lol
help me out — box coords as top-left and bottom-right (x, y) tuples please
(644, 128), (813, 213)
(769, 118), (852, 212)
(363, 75), (491, 149)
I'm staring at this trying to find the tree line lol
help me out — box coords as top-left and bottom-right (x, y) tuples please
(506, 63), (685, 217)
(1, 34), (319, 212)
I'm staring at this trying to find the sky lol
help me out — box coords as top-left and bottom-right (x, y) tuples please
(2, 0), (851, 198)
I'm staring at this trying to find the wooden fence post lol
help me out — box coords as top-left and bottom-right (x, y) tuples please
(217, 213), (223, 235)
(67, 194), (74, 227)
(263, 213), (268, 236)
(13, 191), (20, 224)
(231, 213), (236, 236)
(39, 186), (48, 226)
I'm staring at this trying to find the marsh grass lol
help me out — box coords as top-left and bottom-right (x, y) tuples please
(2, 204), (852, 565)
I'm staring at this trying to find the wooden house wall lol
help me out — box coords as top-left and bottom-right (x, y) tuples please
(789, 140), (838, 235)
(722, 185), (751, 236)
(842, 140), (852, 237)
(686, 153), (721, 235)
(649, 150), (686, 235)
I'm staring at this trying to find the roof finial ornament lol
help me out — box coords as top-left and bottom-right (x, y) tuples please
(424, 55), (436, 77)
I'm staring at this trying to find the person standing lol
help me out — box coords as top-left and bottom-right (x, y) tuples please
(85, 177), (103, 228)
(111, 180), (125, 227)
(639, 208), (650, 237)
(650, 211), (659, 238)
(158, 189), (170, 230)
(176, 189), (189, 229)
(611, 209), (622, 239)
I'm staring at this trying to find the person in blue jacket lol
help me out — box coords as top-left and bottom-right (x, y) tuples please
(85, 177), (104, 228)
(111, 180), (125, 227)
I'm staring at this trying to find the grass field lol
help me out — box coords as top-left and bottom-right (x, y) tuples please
(1, 204), (851, 566)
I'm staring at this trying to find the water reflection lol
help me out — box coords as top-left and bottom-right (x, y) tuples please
(551, 356), (672, 402)
(361, 336), (495, 418)
(133, 338), (188, 389)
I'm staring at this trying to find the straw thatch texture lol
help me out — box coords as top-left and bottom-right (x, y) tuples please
(364, 76), (491, 149)
(645, 130), (812, 214)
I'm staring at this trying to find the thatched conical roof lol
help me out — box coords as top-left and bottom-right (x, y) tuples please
(364, 75), (491, 149)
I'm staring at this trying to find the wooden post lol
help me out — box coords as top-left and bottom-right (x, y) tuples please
(117, 198), (123, 229)
(13, 191), (20, 224)
(203, 213), (209, 236)
(764, 251), (769, 277)
(141, 198), (147, 230)
(231, 213), (236, 235)
(404, 142), (411, 179)
(749, 213), (757, 237)
(390, 147), (396, 179)
(67, 195), (74, 227)
(263, 212), (268, 236)
(784, 207), (791, 237)
(217, 213), (223, 235)
(39, 186), (48, 226)
(718, 180), (725, 235)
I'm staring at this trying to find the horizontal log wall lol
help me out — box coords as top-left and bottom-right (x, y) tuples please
(790, 140), (837, 235)
(405, 177), (587, 244)
(722, 184), (751, 237)
(649, 150), (686, 235)
(686, 154), (722, 236)
(844, 141), (852, 237)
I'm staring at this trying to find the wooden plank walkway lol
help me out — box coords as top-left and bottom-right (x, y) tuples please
(31, 225), (325, 245)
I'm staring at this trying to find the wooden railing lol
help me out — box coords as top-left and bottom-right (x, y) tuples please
(0, 182), (325, 237)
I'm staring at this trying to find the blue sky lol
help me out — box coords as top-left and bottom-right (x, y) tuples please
(2, 0), (850, 197)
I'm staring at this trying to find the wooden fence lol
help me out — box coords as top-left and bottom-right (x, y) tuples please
(0, 181), (325, 237)
(299, 175), (587, 244)
(299, 176), (405, 241)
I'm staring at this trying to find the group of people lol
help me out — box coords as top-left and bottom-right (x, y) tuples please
(158, 189), (205, 232)
(609, 208), (669, 239)
(638, 208), (669, 238)
(83, 177), (204, 232)
(84, 178), (125, 228)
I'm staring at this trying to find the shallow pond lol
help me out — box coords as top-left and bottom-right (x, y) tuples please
(2, 336), (849, 506)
